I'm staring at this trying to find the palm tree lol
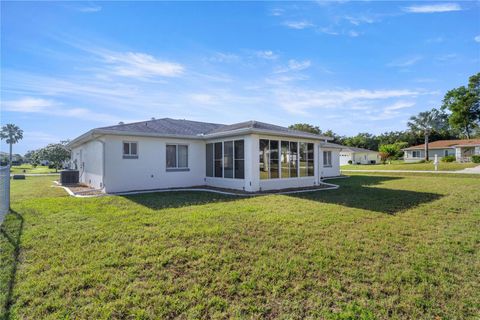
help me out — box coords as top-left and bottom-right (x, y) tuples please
(407, 109), (447, 161)
(0, 124), (24, 165)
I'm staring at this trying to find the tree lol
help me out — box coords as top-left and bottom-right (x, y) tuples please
(407, 108), (447, 161)
(442, 73), (480, 139)
(378, 142), (408, 163)
(289, 123), (321, 135)
(0, 123), (24, 165)
(342, 133), (379, 151)
(38, 141), (70, 172)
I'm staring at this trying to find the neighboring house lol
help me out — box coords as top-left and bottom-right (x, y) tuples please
(67, 118), (342, 193)
(339, 147), (379, 166)
(403, 139), (480, 163)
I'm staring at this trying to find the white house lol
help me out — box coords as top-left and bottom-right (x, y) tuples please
(67, 118), (342, 193)
(339, 147), (379, 166)
(403, 139), (480, 163)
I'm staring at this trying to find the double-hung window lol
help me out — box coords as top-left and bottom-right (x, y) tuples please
(123, 142), (138, 159)
(323, 151), (332, 167)
(166, 144), (188, 170)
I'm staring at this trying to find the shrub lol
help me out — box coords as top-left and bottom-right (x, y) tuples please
(472, 155), (480, 163)
(348, 160), (353, 164)
(441, 155), (456, 162)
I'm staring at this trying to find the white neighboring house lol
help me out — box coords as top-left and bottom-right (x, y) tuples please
(67, 118), (342, 193)
(339, 147), (380, 166)
(403, 139), (480, 163)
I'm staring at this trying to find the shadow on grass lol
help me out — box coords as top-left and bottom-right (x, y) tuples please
(291, 175), (442, 214)
(121, 191), (238, 210)
(121, 176), (442, 215)
(0, 210), (23, 320)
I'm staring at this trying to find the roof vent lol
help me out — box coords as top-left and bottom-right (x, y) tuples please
(118, 121), (124, 125)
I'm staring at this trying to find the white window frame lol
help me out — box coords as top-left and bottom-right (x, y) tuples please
(166, 144), (189, 171)
(412, 150), (420, 158)
(323, 150), (332, 168)
(123, 141), (138, 159)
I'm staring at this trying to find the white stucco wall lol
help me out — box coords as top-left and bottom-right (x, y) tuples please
(319, 148), (340, 178)
(339, 151), (379, 165)
(71, 139), (104, 190)
(102, 135), (206, 193)
(74, 132), (341, 193)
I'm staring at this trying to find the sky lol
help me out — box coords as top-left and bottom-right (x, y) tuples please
(1, 1), (479, 155)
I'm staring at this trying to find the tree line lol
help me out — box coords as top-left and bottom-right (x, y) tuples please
(290, 73), (480, 161)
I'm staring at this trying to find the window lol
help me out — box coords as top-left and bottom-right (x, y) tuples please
(206, 143), (213, 177)
(323, 151), (332, 167)
(206, 140), (245, 179)
(307, 143), (314, 176)
(214, 142), (222, 177)
(260, 139), (313, 179)
(270, 140), (279, 179)
(224, 141), (234, 178)
(259, 139), (269, 180)
(123, 142), (138, 159)
(281, 141), (289, 178)
(166, 144), (188, 170)
(290, 142), (298, 177)
(234, 140), (245, 179)
(444, 150), (449, 157)
(412, 150), (420, 158)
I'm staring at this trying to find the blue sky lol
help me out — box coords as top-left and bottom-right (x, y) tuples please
(1, 1), (479, 154)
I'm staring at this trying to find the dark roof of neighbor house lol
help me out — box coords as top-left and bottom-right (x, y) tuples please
(403, 139), (480, 150)
(340, 146), (378, 153)
(68, 118), (332, 148)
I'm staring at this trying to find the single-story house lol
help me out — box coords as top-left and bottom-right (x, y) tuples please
(403, 139), (480, 163)
(67, 118), (342, 193)
(339, 147), (379, 166)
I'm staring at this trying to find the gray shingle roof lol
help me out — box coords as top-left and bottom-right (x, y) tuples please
(342, 146), (378, 153)
(98, 118), (224, 136)
(97, 118), (327, 139)
(69, 118), (333, 148)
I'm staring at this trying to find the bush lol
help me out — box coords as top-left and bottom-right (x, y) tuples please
(472, 155), (480, 163)
(348, 160), (353, 164)
(441, 155), (456, 162)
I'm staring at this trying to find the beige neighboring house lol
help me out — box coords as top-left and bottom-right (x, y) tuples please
(403, 139), (480, 163)
(339, 147), (380, 166)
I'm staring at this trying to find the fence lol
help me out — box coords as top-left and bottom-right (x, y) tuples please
(0, 165), (10, 225)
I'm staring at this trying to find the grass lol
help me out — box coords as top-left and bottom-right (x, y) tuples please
(1, 174), (479, 319)
(9, 165), (57, 175)
(341, 161), (477, 171)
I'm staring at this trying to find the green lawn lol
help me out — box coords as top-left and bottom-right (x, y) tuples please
(1, 174), (479, 319)
(9, 165), (58, 174)
(341, 162), (478, 171)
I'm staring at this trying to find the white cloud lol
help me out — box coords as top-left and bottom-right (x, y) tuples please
(208, 52), (240, 63)
(368, 101), (416, 120)
(404, 3), (461, 13)
(270, 8), (284, 16)
(387, 55), (423, 67)
(475, 35), (480, 43)
(426, 36), (444, 43)
(274, 59), (311, 73)
(344, 15), (375, 26)
(436, 53), (458, 62)
(348, 30), (360, 37)
(77, 6), (102, 13)
(283, 21), (315, 30)
(274, 88), (424, 115)
(256, 50), (278, 60)
(103, 51), (184, 78)
(2, 97), (121, 123)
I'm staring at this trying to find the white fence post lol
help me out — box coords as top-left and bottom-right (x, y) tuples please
(0, 165), (10, 225)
